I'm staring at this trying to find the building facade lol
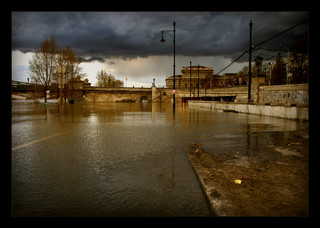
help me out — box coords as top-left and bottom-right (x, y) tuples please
(215, 73), (249, 87)
(166, 65), (214, 89)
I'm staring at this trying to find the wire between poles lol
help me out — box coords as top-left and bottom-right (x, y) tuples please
(216, 50), (248, 75)
(253, 19), (307, 49)
(215, 18), (307, 76)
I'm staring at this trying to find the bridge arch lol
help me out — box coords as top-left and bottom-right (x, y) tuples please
(140, 95), (150, 102)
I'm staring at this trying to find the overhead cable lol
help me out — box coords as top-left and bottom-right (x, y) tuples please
(253, 19), (308, 50)
(215, 18), (307, 75)
(216, 50), (247, 75)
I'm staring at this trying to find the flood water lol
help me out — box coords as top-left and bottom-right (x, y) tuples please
(11, 102), (308, 217)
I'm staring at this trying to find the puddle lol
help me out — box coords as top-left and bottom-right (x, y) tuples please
(274, 147), (304, 157)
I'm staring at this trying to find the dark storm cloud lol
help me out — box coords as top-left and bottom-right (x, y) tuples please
(82, 56), (105, 63)
(12, 12), (308, 62)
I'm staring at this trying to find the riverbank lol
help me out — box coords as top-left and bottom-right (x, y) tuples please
(188, 101), (308, 121)
(186, 134), (309, 216)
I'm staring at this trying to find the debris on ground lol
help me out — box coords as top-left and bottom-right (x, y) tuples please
(187, 139), (309, 216)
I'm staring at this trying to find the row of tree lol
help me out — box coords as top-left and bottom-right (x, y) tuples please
(28, 35), (125, 103)
(28, 35), (86, 103)
(237, 33), (309, 85)
(236, 52), (308, 85)
(95, 70), (124, 88)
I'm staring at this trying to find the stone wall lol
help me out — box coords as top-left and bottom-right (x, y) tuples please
(258, 84), (308, 106)
(151, 87), (173, 103)
(188, 100), (308, 121)
(83, 88), (152, 103)
(153, 83), (309, 106)
(151, 86), (249, 103)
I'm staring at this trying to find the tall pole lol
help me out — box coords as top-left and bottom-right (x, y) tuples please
(173, 21), (176, 107)
(58, 64), (66, 115)
(60, 71), (63, 115)
(189, 61), (192, 99)
(287, 49), (290, 84)
(248, 20), (253, 102)
(197, 64), (200, 99)
(160, 21), (176, 107)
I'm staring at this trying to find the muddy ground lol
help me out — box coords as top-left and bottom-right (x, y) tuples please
(187, 131), (309, 216)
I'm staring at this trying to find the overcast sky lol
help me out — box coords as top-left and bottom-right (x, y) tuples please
(12, 11), (308, 87)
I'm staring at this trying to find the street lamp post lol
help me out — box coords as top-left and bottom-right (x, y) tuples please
(160, 21), (176, 107)
(248, 20), (253, 102)
(57, 65), (66, 115)
(189, 61), (192, 99)
(197, 64), (200, 99)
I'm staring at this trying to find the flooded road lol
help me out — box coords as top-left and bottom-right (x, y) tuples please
(11, 102), (308, 217)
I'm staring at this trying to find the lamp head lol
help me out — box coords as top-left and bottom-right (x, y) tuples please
(160, 32), (165, 43)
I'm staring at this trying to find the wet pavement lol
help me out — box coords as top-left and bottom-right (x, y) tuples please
(11, 101), (308, 217)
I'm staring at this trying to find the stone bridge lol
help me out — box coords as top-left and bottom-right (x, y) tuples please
(151, 84), (308, 105)
(81, 86), (250, 103)
(83, 87), (153, 103)
(80, 86), (249, 103)
(12, 80), (308, 106)
(151, 86), (249, 103)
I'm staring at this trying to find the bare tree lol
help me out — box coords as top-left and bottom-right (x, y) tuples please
(29, 35), (59, 103)
(95, 69), (108, 87)
(271, 53), (287, 85)
(29, 36), (87, 102)
(290, 53), (308, 84)
(237, 65), (249, 77)
(254, 55), (263, 75)
(95, 70), (123, 87)
(289, 32), (309, 84)
(60, 45), (86, 98)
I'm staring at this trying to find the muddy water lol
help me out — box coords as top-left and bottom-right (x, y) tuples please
(11, 102), (308, 216)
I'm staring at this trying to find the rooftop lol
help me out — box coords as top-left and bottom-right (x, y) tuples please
(166, 75), (182, 79)
(182, 66), (213, 70)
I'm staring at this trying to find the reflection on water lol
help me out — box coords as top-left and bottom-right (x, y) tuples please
(11, 102), (308, 217)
